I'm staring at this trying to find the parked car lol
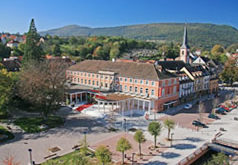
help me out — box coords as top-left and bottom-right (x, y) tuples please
(219, 105), (231, 112)
(215, 108), (226, 115)
(184, 104), (192, 109)
(208, 113), (220, 120)
(192, 120), (208, 128)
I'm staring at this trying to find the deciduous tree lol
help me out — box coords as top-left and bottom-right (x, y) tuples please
(116, 137), (132, 164)
(18, 60), (68, 119)
(163, 119), (175, 140)
(148, 121), (162, 148)
(95, 145), (112, 165)
(134, 130), (146, 157)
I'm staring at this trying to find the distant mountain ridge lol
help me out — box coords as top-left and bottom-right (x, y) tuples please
(40, 23), (238, 49)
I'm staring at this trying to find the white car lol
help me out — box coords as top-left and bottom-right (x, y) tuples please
(184, 104), (192, 109)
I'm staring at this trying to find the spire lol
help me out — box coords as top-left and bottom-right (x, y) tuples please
(181, 25), (189, 49)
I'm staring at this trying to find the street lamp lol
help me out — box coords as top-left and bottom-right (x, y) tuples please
(124, 118), (127, 132)
(170, 133), (174, 147)
(28, 148), (33, 165)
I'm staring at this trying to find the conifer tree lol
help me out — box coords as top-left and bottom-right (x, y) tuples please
(23, 19), (43, 64)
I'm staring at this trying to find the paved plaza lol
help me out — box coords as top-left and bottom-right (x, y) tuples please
(0, 91), (238, 165)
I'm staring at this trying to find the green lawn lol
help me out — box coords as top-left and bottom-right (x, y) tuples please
(41, 150), (99, 165)
(0, 125), (14, 143)
(14, 116), (64, 133)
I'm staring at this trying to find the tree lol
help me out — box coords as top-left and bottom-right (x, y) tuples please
(109, 46), (120, 60)
(206, 152), (229, 165)
(148, 121), (162, 148)
(134, 130), (146, 157)
(95, 145), (112, 165)
(211, 44), (225, 56)
(116, 137), (132, 164)
(220, 57), (238, 86)
(163, 119), (175, 140)
(52, 43), (61, 56)
(18, 60), (68, 119)
(23, 19), (44, 64)
(0, 43), (11, 60)
(0, 69), (16, 114)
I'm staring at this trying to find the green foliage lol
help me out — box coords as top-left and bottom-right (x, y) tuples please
(95, 145), (112, 165)
(0, 69), (16, 113)
(220, 57), (238, 85)
(40, 23), (238, 49)
(14, 116), (64, 133)
(211, 44), (225, 56)
(0, 125), (15, 143)
(52, 43), (61, 56)
(23, 19), (44, 64)
(226, 43), (238, 53)
(163, 119), (175, 140)
(0, 43), (11, 60)
(148, 121), (162, 148)
(116, 137), (132, 164)
(205, 152), (229, 165)
(134, 130), (146, 156)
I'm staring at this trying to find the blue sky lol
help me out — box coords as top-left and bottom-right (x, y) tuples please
(0, 0), (237, 33)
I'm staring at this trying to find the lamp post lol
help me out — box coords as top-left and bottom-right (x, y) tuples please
(28, 148), (33, 165)
(170, 133), (174, 147)
(124, 118), (127, 132)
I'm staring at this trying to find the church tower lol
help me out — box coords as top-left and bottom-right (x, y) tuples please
(180, 25), (190, 63)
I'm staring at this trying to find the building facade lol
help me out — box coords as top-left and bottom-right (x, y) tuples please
(67, 60), (179, 112)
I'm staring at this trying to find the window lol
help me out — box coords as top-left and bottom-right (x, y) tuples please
(85, 79), (87, 84)
(96, 74), (99, 78)
(88, 73), (91, 77)
(145, 88), (148, 94)
(111, 76), (113, 80)
(84, 73), (86, 76)
(135, 79), (138, 83)
(182, 50), (184, 55)
(96, 81), (99, 86)
(162, 81), (165, 87)
(81, 72), (83, 76)
(120, 77), (123, 81)
(88, 80), (91, 85)
(78, 78), (80, 82)
(92, 74), (94, 77)
(135, 87), (138, 93)
(173, 86), (177, 94)
(105, 83), (108, 88)
(81, 79), (83, 84)
(140, 88), (143, 94)
(129, 86), (132, 92)
(92, 80), (95, 85)
(74, 78), (76, 82)
(119, 85), (122, 91)
(140, 80), (143, 84)
(105, 76), (108, 80)
(146, 80), (149, 85)
(162, 88), (165, 96)
(151, 81), (155, 86)
(174, 79), (177, 84)
(168, 79), (171, 85)
(130, 78), (132, 83)
(100, 82), (103, 87)
(77, 72), (79, 75)
(101, 75), (103, 78)
(151, 89), (154, 96)
(125, 78), (127, 82)
(124, 85), (127, 91)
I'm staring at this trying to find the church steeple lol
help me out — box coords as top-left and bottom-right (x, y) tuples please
(181, 25), (189, 49)
(179, 24), (190, 63)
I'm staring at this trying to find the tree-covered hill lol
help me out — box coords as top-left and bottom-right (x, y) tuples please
(40, 23), (238, 49)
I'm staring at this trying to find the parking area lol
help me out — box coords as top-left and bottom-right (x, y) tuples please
(159, 113), (215, 130)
